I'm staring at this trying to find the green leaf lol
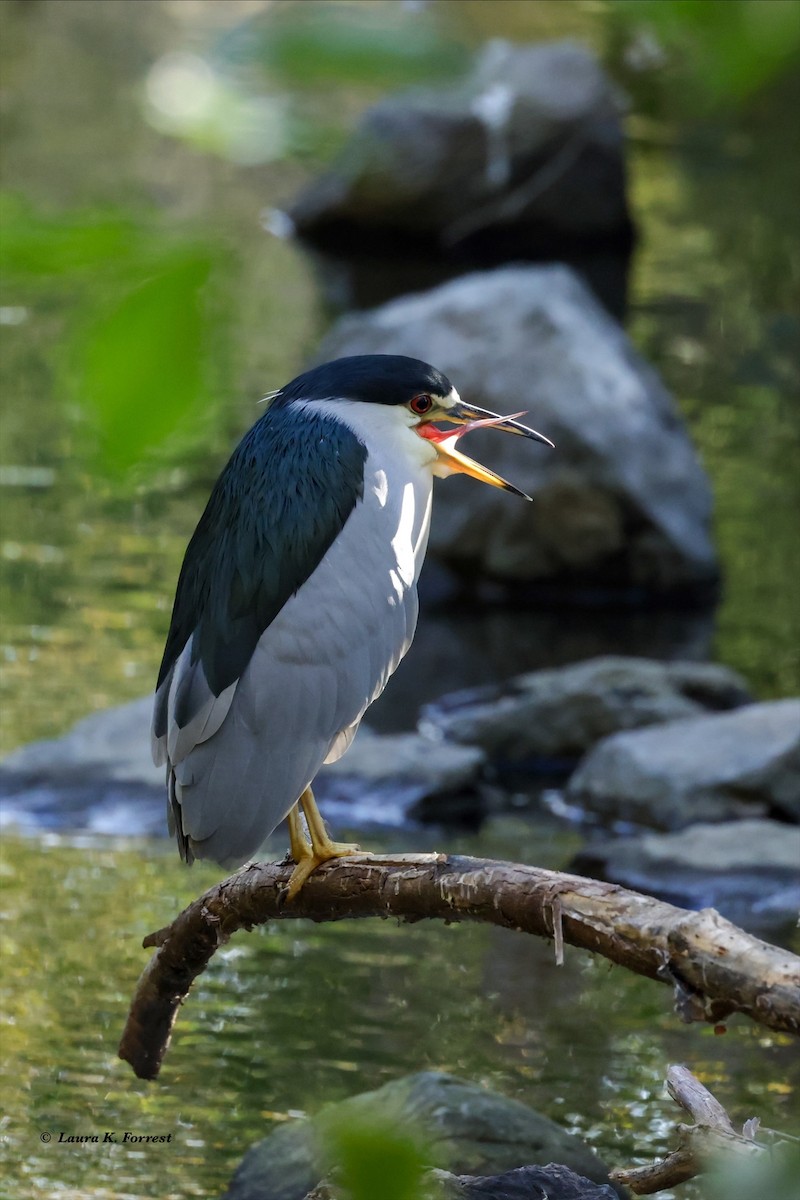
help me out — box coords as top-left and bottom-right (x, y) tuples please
(320, 1111), (428, 1200)
(618, 0), (800, 105)
(0, 193), (141, 277)
(78, 249), (216, 472)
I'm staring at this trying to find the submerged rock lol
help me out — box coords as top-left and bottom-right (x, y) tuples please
(318, 265), (719, 599)
(224, 1071), (620, 1200)
(420, 656), (750, 766)
(574, 819), (800, 931)
(566, 699), (800, 829)
(288, 40), (631, 257)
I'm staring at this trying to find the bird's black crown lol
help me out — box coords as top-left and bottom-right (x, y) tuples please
(273, 355), (454, 408)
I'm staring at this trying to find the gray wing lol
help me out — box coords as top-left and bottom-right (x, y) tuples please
(153, 473), (429, 868)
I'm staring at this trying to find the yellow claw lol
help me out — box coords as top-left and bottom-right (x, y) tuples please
(284, 787), (364, 900)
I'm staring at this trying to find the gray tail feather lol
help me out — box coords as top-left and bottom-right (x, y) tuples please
(168, 768), (194, 865)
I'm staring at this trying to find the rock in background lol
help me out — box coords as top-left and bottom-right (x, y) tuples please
(3, 666), (795, 932)
(566, 698), (800, 829)
(318, 265), (719, 599)
(573, 819), (800, 931)
(316, 725), (486, 828)
(288, 41), (631, 257)
(285, 40), (634, 316)
(420, 656), (751, 764)
(0, 697), (165, 837)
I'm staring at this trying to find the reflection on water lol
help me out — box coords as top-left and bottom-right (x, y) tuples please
(3, 833), (798, 1199)
(1, 2), (799, 1198)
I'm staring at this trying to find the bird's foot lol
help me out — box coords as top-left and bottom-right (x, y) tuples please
(284, 795), (364, 901)
(285, 837), (365, 901)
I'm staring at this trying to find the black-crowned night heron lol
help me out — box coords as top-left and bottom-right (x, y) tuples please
(152, 355), (552, 896)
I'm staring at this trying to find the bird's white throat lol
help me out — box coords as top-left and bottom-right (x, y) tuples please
(297, 397), (434, 592)
(296, 396), (440, 474)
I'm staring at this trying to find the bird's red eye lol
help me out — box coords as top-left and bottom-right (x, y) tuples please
(410, 394), (433, 415)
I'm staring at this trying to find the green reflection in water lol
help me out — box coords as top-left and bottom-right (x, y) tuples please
(2, 833), (797, 1199)
(626, 90), (800, 699)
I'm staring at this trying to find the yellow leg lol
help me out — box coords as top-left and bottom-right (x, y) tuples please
(285, 786), (364, 900)
(287, 803), (312, 862)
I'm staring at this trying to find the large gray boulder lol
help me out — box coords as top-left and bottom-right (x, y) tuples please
(574, 819), (800, 931)
(420, 656), (750, 763)
(317, 265), (719, 596)
(224, 1072), (620, 1200)
(288, 40), (630, 254)
(566, 699), (800, 829)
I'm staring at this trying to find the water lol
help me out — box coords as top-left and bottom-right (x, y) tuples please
(3, 831), (798, 1199)
(1, 2), (798, 1197)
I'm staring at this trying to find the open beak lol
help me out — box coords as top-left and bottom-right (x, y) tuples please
(416, 401), (554, 501)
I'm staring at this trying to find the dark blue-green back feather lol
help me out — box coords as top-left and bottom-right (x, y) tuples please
(156, 403), (368, 710)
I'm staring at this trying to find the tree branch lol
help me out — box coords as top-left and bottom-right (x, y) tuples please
(610, 1064), (781, 1194)
(118, 854), (800, 1080)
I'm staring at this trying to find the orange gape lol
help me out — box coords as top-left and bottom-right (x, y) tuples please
(416, 410), (529, 445)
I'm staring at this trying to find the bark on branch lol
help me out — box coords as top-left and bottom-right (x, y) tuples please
(611, 1064), (783, 1194)
(118, 854), (800, 1080)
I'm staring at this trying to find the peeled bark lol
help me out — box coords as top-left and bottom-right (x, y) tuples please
(118, 853), (800, 1080)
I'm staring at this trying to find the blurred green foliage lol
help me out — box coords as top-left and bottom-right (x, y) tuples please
(320, 1110), (429, 1200)
(0, 193), (141, 276)
(143, 3), (468, 166)
(615, 0), (800, 107)
(241, 1), (468, 89)
(0, 193), (226, 476)
(705, 1139), (800, 1200)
